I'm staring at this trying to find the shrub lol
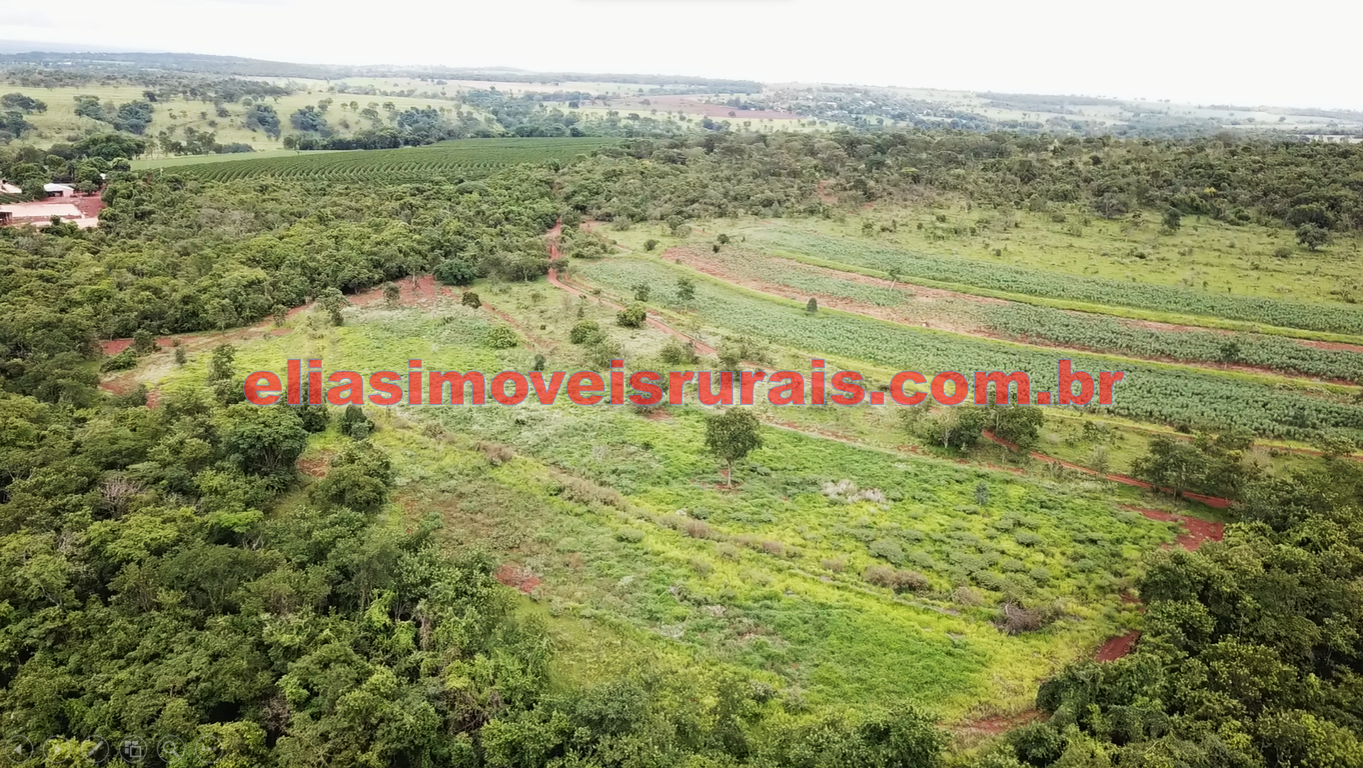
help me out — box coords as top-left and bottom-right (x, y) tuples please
(100, 349), (137, 372)
(998, 602), (1058, 635)
(1000, 558), (1026, 573)
(434, 258), (476, 286)
(461, 291), (481, 309)
(485, 325), (520, 349)
(869, 539), (905, 564)
(570, 320), (602, 344)
(659, 337), (699, 365)
(477, 441), (515, 466)
(864, 566), (929, 593)
(617, 302), (647, 328)
(717, 543), (741, 560)
(682, 519), (714, 539)
(820, 557), (846, 572)
(1014, 531), (1043, 547)
(643, 239), (659, 251)
(1029, 567), (1052, 584)
(760, 540), (785, 556)
(615, 528), (645, 543)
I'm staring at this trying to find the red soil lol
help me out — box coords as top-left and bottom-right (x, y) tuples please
(981, 431), (1232, 508)
(1095, 630), (1140, 662)
(1122, 505), (1225, 551)
(494, 564), (542, 594)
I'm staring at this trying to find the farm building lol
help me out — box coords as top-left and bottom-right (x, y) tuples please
(0, 202), (84, 225)
(44, 183), (75, 197)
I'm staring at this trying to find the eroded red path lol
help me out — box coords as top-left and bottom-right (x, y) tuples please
(546, 223), (718, 356)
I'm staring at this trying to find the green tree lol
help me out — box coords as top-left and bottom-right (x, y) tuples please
(677, 277), (696, 303)
(1296, 223), (1329, 251)
(704, 408), (763, 486)
(806, 297), (818, 314)
(207, 343), (236, 382)
(617, 302), (647, 328)
(1162, 206), (1182, 231)
(317, 287), (347, 326)
(382, 281), (400, 308)
(461, 291), (481, 309)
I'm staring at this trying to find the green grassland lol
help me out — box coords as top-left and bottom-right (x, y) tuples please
(128, 281), (1193, 721)
(3, 83), (498, 151)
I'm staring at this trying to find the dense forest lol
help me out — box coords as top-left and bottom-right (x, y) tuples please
(3, 127), (1363, 766)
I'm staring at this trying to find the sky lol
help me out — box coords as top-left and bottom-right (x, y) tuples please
(5, 0), (1362, 110)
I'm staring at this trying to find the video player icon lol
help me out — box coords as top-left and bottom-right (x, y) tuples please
(2, 736), (34, 765)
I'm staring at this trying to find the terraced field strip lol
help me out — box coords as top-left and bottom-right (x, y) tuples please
(668, 244), (1363, 386)
(748, 228), (1363, 345)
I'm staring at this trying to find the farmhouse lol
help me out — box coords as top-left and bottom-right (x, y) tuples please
(44, 183), (76, 197)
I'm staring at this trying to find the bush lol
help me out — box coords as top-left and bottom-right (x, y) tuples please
(438, 260), (482, 286)
(338, 404), (373, 439)
(869, 539), (904, 564)
(477, 441), (515, 466)
(682, 519), (714, 539)
(100, 349), (137, 372)
(1014, 531), (1043, 547)
(570, 320), (602, 344)
(461, 291), (481, 309)
(485, 325), (520, 349)
(614, 528), (645, 543)
(864, 566), (929, 593)
(643, 239), (659, 251)
(820, 557), (846, 572)
(659, 337), (699, 365)
(617, 302), (647, 328)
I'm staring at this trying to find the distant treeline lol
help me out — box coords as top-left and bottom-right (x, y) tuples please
(0, 51), (761, 91)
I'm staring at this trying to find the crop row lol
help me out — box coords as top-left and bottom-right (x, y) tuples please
(579, 258), (1363, 440)
(751, 230), (1363, 336)
(680, 246), (1363, 382)
(978, 303), (1363, 383)
(171, 138), (618, 183)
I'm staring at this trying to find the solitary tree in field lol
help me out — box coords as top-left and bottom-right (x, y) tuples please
(1296, 224), (1329, 251)
(676, 277), (696, 303)
(383, 282), (400, 308)
(1162, 207), (1182, 231)
(317, 287), (348, 326)
(704, 408), (763, 487)
(806, 297), (818, 314)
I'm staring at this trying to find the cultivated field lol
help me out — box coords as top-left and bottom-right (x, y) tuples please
(157, 137), (618, 181)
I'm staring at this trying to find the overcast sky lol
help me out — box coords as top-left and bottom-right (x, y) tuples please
(6, 0), (1361, 110)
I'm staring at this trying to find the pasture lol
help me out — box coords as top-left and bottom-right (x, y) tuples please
(134, 279), (1181, 719)
(0, 82), (497, 151)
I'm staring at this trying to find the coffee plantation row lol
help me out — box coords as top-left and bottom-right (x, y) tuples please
(579, 257), (1363, 440)
(163, 138), (619, 183)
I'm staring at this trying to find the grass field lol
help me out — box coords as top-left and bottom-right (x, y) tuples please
(128, 281), (1186, 721)
(2, 82), (498, 152)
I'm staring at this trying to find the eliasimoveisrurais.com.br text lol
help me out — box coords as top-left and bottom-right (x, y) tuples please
(241, 359), (1126, 408)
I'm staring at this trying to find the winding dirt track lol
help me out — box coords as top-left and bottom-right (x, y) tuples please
(547, 223), (719, 356)
(980, 431), (1232, 508)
